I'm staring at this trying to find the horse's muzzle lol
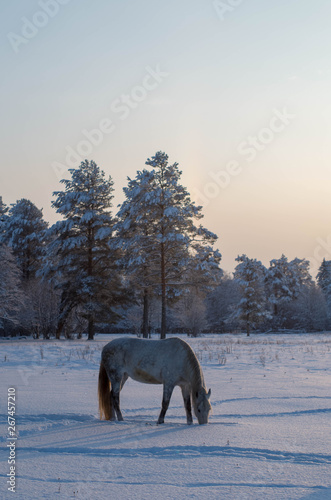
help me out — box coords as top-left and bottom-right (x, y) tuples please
(198, 417), (209, 425)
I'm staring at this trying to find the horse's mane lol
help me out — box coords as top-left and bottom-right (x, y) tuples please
(179, 339), (205, 392)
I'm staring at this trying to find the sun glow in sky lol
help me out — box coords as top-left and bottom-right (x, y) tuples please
(1, 0), (331, 274)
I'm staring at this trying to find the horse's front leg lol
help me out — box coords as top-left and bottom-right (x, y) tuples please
(157, 384), (174, 424)
(181, 387), (193, 425)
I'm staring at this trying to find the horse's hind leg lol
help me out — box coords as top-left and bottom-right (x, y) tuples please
(110, 376), (124, 421)
(112, 374), (128, 421)
(157, 384), (174, 424)
(120, 373), (128, 390)
(181, 387), (193, 425)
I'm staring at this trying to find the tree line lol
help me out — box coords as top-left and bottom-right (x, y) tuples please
(0, 152), (329, 339)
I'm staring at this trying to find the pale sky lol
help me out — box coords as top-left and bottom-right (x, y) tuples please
(1, 0), (331, 275)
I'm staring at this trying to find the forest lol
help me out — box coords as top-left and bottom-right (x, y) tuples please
(1, 152), (330, 339)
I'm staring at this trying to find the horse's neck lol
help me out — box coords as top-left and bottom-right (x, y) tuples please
(186, 350), (205, 393)
(191, 373), (205, 393)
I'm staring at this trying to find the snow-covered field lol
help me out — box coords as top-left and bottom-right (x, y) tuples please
(1, 333), (331, 500)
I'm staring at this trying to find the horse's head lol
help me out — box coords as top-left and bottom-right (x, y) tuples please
(194, 388), (211, 425)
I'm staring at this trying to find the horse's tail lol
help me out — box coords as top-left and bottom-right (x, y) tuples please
(98, 360), (114, 420)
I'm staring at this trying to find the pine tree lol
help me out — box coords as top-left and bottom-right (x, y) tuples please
(115, 169), (157, 337)
(0, 244), (24, 331)
(1, 199), (48, 280)
(266, 254), (312, 327)
(316, 258), (331, 294)
(45, 159), (127, 340)
(0, 196), (8, 233)
(316, 258), (331, 327)
(116, 151), (221, 339)
(231, 254), (270, 336)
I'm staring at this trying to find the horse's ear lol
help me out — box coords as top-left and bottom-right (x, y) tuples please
(207, 388), (211, 399)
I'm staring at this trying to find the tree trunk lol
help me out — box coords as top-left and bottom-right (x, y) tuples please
(56, 318), (64, 339)
(87, 224), (94, 340)
(160, 242), (166, 339)
(56, 292), (70, 339)
(87, 315), (94, 340)
(142, 288), (149, 338)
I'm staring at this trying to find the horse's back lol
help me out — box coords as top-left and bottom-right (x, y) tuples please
(102, 336), (189, 357)
(101, 337), (194, 385)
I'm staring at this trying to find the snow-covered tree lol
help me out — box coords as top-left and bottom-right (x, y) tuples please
(0, 196), (8, 235)
(1, 199), (48, 280)
(174, 287), (208, 337)
(285, 282), (328, 332)
(0, 244), (24, 330)
(316, 258), (331, 327)
(266, 255), (312, 327)
(44, 159), (127, 339)
(115, 169), (158, 337)
(18, 279), (59, 339)
(231, 255), (271, 336)
(316, 259), (331, 294)
(206, 273), (241, 332)
(116, 151), (222, 339)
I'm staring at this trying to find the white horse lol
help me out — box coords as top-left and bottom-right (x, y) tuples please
(98, 337), (211, 425)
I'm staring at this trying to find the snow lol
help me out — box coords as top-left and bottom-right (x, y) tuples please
(1, 333), (331, 499)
